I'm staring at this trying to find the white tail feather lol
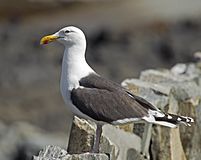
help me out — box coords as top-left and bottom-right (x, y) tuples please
(143, 109), (194, 128)
(152, 121), (177, 128)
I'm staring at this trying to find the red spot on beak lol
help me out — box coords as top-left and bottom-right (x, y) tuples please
(44, 40), (48, 44)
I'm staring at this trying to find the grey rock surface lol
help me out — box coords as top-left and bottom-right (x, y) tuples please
(122, 63), (201, 160)
(33, 145), (109, 160)
(67, 117), (96, 154)
(102, 124), (141, 160)
(67, 117), (142, 160)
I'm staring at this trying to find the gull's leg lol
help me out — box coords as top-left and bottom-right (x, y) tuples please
(92, 124), (103, 153)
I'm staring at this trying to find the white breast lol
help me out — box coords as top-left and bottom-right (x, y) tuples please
(60, 48), (94, 116)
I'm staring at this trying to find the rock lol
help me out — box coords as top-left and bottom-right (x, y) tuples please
(127, 148), (144, 160)
(122, 63), (201, 160)
(171, 63), (187, 75)
(67, 117), (118, 159)
(67, 117), (142, 160)
(194, 51), (201, 60)
(102, 124), (141, 160)
(151, 87), (199, 160)
(33, 145), (109, 160)
(67, 117), (95, 154)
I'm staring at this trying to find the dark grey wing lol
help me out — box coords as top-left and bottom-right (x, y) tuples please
(79, 73), (158, 111)
(79, 73), (123, 92)
(126, 91), (159, 111)
(71, 87), (149, 123)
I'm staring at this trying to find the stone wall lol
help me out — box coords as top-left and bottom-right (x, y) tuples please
(33, 62), (201, 160)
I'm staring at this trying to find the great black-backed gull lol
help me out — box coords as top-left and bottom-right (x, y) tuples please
(40, 26), (194, 153)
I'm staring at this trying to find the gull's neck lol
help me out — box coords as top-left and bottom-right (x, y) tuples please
(60, 43), (94, 96)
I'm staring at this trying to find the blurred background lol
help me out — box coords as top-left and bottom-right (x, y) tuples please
(1, 0), (201, 160)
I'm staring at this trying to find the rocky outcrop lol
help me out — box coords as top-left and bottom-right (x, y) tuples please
(33, 145), (109, 160)
(67, 117), (142, 160)
(33, 62), (201, 160)
(122, 63), (200, 160)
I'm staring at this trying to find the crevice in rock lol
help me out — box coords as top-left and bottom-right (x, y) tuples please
(148, 139), (153, 160)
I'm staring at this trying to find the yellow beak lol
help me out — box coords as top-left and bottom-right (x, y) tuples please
(40, 35), (59, 45)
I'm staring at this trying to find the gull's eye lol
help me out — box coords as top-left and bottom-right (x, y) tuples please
(65, 30), (70, 34)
